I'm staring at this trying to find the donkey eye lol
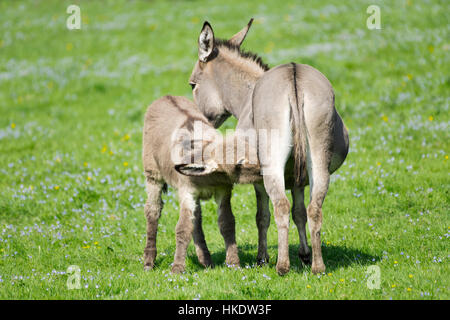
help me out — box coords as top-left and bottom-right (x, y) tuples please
(189, 83), (197, 90)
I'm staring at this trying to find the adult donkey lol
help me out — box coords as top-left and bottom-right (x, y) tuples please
(187, 19), (349, 274)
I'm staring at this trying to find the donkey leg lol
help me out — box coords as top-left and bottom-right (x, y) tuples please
(143, 179), (164, 271)
(172, 190), (195, 274)
(192, 200), (213, 268)
(255, 183), (270, 265)
(263, 173), (290, 275)
(216, 189), (240, 266)
(307, 164), (330, 274)
(292, 185), (312, 265)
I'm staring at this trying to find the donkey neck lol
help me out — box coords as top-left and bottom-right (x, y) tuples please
(225, 80), (257, 121)
(217, 47), (265, 121)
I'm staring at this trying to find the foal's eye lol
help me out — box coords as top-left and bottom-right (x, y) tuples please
(189, 83), (196, 90)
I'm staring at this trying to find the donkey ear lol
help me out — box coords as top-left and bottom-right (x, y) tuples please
(175, 161), (218, 176)
(198, 21), (215, 62)
(229, 18), (254, 47)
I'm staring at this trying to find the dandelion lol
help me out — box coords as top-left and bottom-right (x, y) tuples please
(54, 186), (60, 190)
(376, 162), (381, 166)
(428, 45), (434, 53)
(66, 43), (73, 51)
(391, 284), (396, 288)
(408, 274), (413, 278)
(94, 241), (99, 245)
(327, 273), (332, 276)
(101, 145), (107, 153)
(381, 115), (388, 122)
(109, 150), (114, 156)
(82, 245), (90, 249)
(329, 289), (333, 293)
(11, 123), (16, 129)
(83, 162), (88, 167)
(407, 287), (412, 292)
(306, 284), (311, 289)
(445, 155), (448, 160)
(123, 162), (128, 167)
(428, 116), (433, 121)
(339, 279), (345, 283)
(121, 134), (130, 141)
(394, 260), (398, 264)
(87, 176), (92, 181)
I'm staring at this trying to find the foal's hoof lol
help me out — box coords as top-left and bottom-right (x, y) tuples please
(171, 264), (185, 274)
(226, 256), (240, 268)
(311, 263), (326, 275)
(276, 262), (290, 276)
(143, 265), (153, 271)
(299, 252), (312, 266)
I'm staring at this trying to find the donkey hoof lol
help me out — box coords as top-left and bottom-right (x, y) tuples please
(226, 257), (240, 268)
(171, 264), (185, 274)
(311, 263), (326, 274)
(198, 255), (213, 268)
(257, 258), (269, 266)
(143, 265), (153, 271)
(276, 262), (290, 276)
(299, 252), (312, 266)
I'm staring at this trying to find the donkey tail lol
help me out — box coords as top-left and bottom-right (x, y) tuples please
(289, 62), (308, 186)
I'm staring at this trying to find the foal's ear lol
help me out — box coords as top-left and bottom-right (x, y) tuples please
(198, 21), (215, 62)
(175, 161), (218, 176)
(229, 18), (254, 47)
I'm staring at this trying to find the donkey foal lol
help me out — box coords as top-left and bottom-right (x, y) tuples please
(142, 95), (259, 273)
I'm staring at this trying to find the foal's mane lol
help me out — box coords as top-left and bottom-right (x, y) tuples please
(214, 38), (270, 72)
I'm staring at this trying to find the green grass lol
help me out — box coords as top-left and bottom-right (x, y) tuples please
(0, 0), (448, 299)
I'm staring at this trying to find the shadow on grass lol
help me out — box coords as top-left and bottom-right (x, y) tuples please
(187, 243), (380, 273)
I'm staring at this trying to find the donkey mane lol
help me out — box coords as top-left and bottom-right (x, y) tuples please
(214, 38), (270, 72)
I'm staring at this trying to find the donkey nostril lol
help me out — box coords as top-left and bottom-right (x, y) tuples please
(190, 83), (196, 90)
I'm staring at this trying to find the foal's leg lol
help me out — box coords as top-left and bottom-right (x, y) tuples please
(192, 200), (213, 268)
(216, 188), (240, 266)
(172, 190), (195, 273)
(254, 183), (271, 265)
(291, 185), (312, 265)
(143, 179), (164, 270)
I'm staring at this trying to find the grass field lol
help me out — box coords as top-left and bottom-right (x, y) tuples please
(0, 0), (448, 299)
